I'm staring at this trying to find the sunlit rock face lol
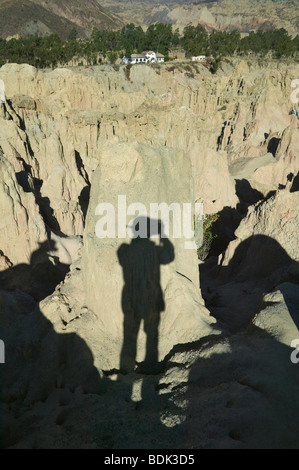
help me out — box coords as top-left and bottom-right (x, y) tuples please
(0, 58), (299, 449)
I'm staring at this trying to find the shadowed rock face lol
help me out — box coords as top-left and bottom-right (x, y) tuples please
(0, 59), (299, 449)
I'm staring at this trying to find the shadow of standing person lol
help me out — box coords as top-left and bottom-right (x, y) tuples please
(117, 216), (174, 375)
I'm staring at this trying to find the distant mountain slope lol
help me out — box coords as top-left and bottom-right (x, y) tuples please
(101, 0), (218, 3)
(100, 0), (298, 35)
(0, 0), (124, 40)
(30, 0), (124, 34)
(208, 0), (298, 34)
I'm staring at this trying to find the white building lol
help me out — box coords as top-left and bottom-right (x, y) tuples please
(122, 54), (146, 64)
(142, 51), (165, 63)
(192, 55), (206, 62)
(122, 51), (165, 65)
(156, 53), (165, 63)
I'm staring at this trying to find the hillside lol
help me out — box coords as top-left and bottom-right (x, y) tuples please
(100, 0), (299, 35)
(0, 0), (124, 40)
(1, 0), (296, 40)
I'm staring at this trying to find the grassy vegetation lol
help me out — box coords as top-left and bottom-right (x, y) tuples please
(197, 213), (220, 261)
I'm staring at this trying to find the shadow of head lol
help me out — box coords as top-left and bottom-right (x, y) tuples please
(0, 239), (70, 301)
(30, 239), (57, 264)
(128, 216), (166, 240)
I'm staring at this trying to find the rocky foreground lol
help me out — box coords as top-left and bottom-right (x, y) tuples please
(0, 58), (299, 449)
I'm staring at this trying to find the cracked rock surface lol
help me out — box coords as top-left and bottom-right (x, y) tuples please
(0, 59), (299, 449)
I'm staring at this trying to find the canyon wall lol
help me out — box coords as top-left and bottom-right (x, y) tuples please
(1, 58), (299, 448)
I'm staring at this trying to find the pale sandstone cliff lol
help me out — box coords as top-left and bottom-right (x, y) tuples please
(0, 58), (299, 449)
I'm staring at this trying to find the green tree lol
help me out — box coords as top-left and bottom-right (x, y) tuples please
(144, 24), (173, 56)
(107, 51), (118, 64)
(182, 25), (209, 57)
